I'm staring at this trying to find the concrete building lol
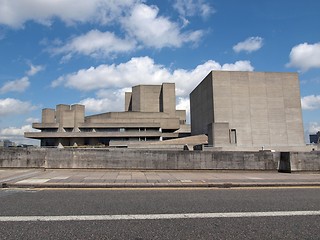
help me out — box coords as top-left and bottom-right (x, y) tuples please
(309, 131), (320, 144)
(0, 139), (15, 148)
(190, 71), (305, 150)
(25, 83), (190, 147)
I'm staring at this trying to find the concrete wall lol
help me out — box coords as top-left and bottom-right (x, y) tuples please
(190, 72), (214, 136)
(190, 71), (305, 149)
(290, 151), (320, 171)
(42, 108), (55, 123)
(125, 92), (132, 111)
(1, 148), (318, 171)
(132, 85), (162, 112)
(161, 83), (176, 116)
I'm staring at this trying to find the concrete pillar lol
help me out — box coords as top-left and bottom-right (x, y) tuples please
(42, 108), (55, 123)
(160, 83), (175, 115)
(125, 92), (132, 111)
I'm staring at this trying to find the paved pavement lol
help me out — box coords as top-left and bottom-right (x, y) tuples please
(0, 168), (319, 188)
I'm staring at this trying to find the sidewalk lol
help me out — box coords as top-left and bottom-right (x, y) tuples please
(0, 168), (319, 188)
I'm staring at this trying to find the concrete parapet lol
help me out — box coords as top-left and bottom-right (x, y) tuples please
(0, 148), (318, 171)
(289, 151), (320, 171)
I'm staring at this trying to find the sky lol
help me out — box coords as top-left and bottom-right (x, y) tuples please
(0, 0), (320, 145)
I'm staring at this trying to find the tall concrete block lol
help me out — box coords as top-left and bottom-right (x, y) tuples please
(125, 92), (132, 111)
(131, 86), (141, 112)
(56, 104), (70, 124)
(160, 83), (176, 115)
(42, 108), (55, 123)
(132, 85), (162, 112)
(190, 72), (214, 136)
(71, 104), (85, 125)
(190, 70), (305, 150)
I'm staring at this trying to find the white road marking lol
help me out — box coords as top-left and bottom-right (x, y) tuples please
(0, 211), (319, 222)
(180, 180), (192, 183)
(16, 178), (51, 184)
(51, 177), (69, 180)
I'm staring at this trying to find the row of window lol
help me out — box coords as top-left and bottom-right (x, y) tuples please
(41, 137), (161, 147)
(42, 127), (162, 133)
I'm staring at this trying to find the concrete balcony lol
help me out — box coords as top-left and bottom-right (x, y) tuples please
(24, 131), (162, 139)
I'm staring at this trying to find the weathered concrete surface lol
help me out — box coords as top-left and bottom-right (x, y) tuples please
(0, 148), (318, 171)
(190, 71), (305, 149)
(290, 151), (320, 171)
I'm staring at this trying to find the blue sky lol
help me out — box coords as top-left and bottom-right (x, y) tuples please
(0, 0), (320, 145)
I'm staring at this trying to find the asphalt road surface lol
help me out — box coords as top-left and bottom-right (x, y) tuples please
(0, 187), (319, 239)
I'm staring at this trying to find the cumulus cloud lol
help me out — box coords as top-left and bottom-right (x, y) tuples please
(26, 117), (40, 123)
(52, 30), (136, 60)
(0, 0), (138, 28)
(26, 64), (44, 76)
(0, 77), (30, 94)
(122, 4), (203, 48)
(0, 124), (40, 145)
(0, 98), (37, 116)
(233, 37), (264, 53)
(23, 2), (207, 58)
(54, 57), (253, 117)
(176, 97), (191, 122)
(173, 0), (214, 19)
(79, 88), (130, 113)
(0, 124), (36, 136)
(287, 42), (320, 71)
(1, 1), (204, 53)
(52, 56), (254, 98)
(301, 95), (320, 110)
(308, 122), (320, 134)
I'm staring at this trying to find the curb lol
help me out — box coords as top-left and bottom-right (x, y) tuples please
(2, 182), (320, 189)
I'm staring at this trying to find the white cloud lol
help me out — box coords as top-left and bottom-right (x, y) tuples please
(176, 97), (190, 123)
(0, 124), (40, 145)
(301, 95), (320, 110)
(55, 57), (253, 118)
(173, 0), (214, 19)
(26, 64), (44, 76)
(287, 42), (320, 71)
(308, 122), (320, 134)
(0, 98), (37, 116)
(26, 117), (40, 123)
(122, 3), (203, 48)
(0, 1), (204, 50)
(79, 88), (129, 113)
(52, 56), (254, 98)
(0, 0), (138, 28)
(0, 124), (35, 136)
(52, 30), (136, 59)
(0, 77), (30, 94)
(233, 37), (264, 53)
(5, 1), (207, 57)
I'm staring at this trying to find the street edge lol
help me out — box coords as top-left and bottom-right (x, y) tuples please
(2, 182), (320, 189)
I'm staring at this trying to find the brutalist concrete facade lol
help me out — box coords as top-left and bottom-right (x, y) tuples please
(25, 83), (189, 147)
(190, 71), (305, 150)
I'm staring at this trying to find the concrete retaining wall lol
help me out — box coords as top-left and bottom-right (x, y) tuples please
(290, 151), (320, 171)
(0, 148), (318, 171)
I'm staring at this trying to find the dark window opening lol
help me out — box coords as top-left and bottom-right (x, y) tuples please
(230, 129), (237, 144)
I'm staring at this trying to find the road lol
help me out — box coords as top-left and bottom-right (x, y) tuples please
(0, 187), (319, 239)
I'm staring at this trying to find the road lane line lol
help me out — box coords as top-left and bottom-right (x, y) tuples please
(0, 211), (319, 222)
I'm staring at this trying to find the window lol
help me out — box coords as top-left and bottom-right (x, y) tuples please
(230, 129), (237, 144)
